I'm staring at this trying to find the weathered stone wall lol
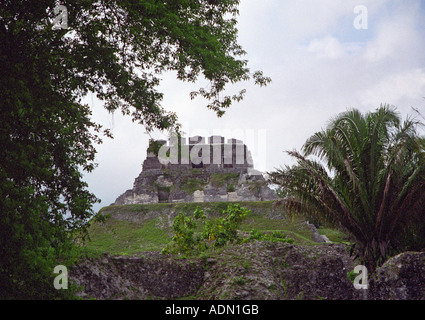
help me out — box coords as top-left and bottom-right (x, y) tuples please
(70, 253), (205, 299)
(114, 167), (277, 205)
(368, 251), (425, 299)
(70, 242), (425, 300)
(113, 136), (275, 205)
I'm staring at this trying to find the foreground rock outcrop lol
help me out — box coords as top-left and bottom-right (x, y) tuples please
(70, 241), (425, 300)
(70, 252), (205, 299)
(368, 251), (425, 299)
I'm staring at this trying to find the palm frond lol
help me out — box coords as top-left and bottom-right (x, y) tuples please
(270, 106), (425, 272)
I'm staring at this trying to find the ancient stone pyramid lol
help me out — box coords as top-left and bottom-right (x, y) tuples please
(113, 135), (277, 205)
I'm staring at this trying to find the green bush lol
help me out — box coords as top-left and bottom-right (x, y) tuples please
(202, 203), (249, 248)
(162, 204), (250, 255)
(226, 184), (236, 192)
(210, 173), (240, 187)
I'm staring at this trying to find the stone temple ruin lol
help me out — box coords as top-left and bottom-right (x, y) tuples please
(113, 135), (277, 205)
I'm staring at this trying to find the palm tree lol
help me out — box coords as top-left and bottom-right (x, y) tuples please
(269, 105), (425, 272)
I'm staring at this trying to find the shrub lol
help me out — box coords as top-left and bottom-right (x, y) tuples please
(162, 204), (250, 255)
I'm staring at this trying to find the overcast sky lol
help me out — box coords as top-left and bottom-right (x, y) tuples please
(82, 0), (425, 212)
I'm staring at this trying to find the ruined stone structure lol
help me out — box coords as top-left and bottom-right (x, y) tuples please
(113, 136), (277, 205)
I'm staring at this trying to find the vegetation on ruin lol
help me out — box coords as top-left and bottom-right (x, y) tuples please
(162, 204), (251, 255)
(210, 172), (240, 188)
(179, 177), (209, 194)
(83, 201), (346, 256)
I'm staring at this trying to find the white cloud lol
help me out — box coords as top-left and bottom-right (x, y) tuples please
(360, 68), (425, 107)
(238, 0), (388, 45)
(363, 2), (424, 64)
(307, 35), (348, 59)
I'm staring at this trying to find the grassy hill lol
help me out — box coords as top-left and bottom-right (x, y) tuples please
(82, 201), (348, 256)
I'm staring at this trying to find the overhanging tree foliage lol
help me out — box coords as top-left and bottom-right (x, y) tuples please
(269, 106), (425, 272)
(0, 0), (270, 298)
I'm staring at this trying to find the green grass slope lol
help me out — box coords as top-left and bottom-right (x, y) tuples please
(82, 201), (348, 256)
